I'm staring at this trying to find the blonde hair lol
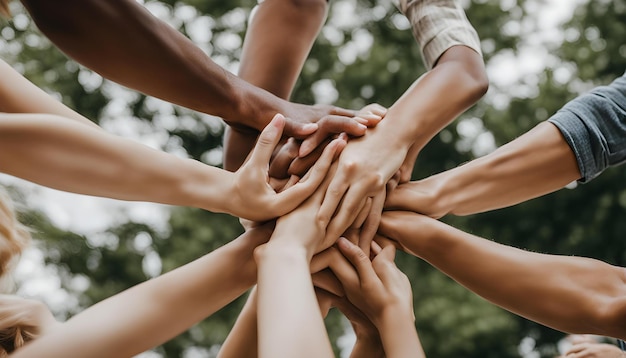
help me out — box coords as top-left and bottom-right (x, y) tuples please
(0, 188), (31, 292)
(0, 326), (35, 356)
(0, 0), (10, 18)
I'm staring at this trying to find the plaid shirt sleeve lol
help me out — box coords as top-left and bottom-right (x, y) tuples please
(392, 0), (483, 69)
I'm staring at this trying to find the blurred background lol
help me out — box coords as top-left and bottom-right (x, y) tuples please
(1, 0), (625, 356)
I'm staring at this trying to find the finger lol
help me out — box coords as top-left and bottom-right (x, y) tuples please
(370, 240), (382, 256)
(399, 143), (420, 183)
(373, 234), (402, 251)
(310, 247), (337, 274)
(277, 175), (300, 192)
(336, 237), (377, 285)
(358, 190), (386, 256)
(324, 186), (369, 243)
(356, 113), (383, 127)
(289, 133), (348, 179)
(283, 117), (318, 138)
(330, 106), (358, 117)
(300, 116), (367, 157)
(378, 243), (397, 262)
(317, 171), (350, 230)
(386, 170), (401, 193)
(248, 113), (286, 168)
(269, 137), (300, 179)
(312, 269), (345, 297)
(564, 343), (589, 354)
(325, 245), (361, 292)
(357, 103), (387, 117)
(272, 138), (346, 215)
(351, 197), (372, 229)
(287, 139), (329, 177)
(342, 230), (360, 246)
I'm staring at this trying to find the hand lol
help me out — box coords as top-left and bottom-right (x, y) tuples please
(384, 178), (447, 219)
(319, 124), (409, 255)
(332, 238), (413, 325)
(225, 113), (346, 222)
(378, 211), (443, 258)
(269, 157), (344, 257)
(286, 103), (386, 158)
(561, 342), (626, 357)
(270, 104), (387, 179)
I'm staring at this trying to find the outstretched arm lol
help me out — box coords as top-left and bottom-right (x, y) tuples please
(322, 44), (488, 252)
(255, 148), (350, 358)
(379, 211), (626, 339)
(385, 122), (580, 218)
(11, 225), (273, 358)
(386, 73), (626, 218)
(19, 0), (360, 141)
(0, 113), (339, 222)
(217, 287), (259, 358)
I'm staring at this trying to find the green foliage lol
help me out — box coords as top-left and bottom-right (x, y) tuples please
(3, 0), (625, 356)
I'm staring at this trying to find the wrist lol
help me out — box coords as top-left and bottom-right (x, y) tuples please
(230, 84), (289, 131)
(374, 304), (415, 331)
(254, 241), (310, 267)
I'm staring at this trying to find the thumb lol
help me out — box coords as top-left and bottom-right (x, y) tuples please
(249, 114), (286, 167)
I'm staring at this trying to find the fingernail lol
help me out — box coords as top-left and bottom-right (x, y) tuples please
(357, 124), (367, 131)
(273, 113), (285, 127)
(355, 117), (369, 125)
(299, 144), (312, 157)
(302, 123), (318, 132)
(337, 237), (352, 249)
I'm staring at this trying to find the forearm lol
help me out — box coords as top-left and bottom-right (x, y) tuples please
(256, 244), (333, 358)
(12, 229), (266, 358)
(385, 214), (626, 338)
(0, 113), (232, 213)
(20, 0), (285, 128)
(0, 59), (99, 128)
(376, 310), (424, 358)
(350, 334), (386, 358)
(223, 0), (328, 171)
(382, 46), (487, 151)
(425, 122), (580, 217)
(218, 287), (259, 358)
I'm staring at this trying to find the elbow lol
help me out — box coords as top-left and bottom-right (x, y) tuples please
(586, 267), (626, 339)
(462, 64), (489, 103)
(592, 297), (626, 339)
(470, 69), (489, 101)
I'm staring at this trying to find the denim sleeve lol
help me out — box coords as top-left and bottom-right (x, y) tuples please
(548, 72), (626, 183)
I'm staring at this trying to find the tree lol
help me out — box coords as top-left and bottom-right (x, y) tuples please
(2, 0), (624, 356)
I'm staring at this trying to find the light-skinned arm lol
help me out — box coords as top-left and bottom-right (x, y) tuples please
(19, 0), (360, 142)
(0, 113), (340, 222)
(385, 121), (580, 218)
(217, 287), (259, 358)
(321, 45), (488, 253)
(379, 211), (626, 339)
(0, 59), (99, 129)
(561, 341), (626, 357)
(11, 224), (273, 358)
(254, 155), (350, 358)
